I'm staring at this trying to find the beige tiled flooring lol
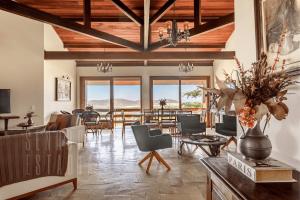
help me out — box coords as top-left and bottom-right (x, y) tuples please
(32, 128), (209, 200)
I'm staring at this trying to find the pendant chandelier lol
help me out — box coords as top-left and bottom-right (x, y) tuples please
(179, 62), (194, 73)
(158, 4), (190, 46)
(97, 61), (112, 73)
(96, 48), (112, 73)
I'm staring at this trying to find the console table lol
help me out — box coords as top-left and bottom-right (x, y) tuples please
(201, 157), (300, 200)
(0, 115), (20, 130)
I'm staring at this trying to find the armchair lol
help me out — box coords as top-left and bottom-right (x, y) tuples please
(177, 114), (206, 137)
(131, 125), (172, 174)
(215, 115), (237, 149)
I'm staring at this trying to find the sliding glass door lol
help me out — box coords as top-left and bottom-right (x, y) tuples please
(113, 77), (141, 110)
(152, 80), (180, 109)
(85, 80), (111, 110)
(150, 76), (209, 111)
(81, 77), (142, 111)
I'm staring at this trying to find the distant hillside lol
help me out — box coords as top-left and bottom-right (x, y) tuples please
(88, 98), (140, 107)
(88, 98), (179, 107)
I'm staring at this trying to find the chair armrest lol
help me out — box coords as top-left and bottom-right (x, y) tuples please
(63, 125), (85, 144)
(65, 142), (78, 178)
(149, 129), (162, 136)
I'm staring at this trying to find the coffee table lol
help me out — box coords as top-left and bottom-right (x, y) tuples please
(178, 135), (227, 157)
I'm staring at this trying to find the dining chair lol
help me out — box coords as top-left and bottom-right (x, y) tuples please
(159, 109), (177, 134)
(99, 111), (114, 134)
(131, 125), (172, 174)
(143, 109), (159, 129)
(121, 111), (140, 137)
(82, 110), (101, 136)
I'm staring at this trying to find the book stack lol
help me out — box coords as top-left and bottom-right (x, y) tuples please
(227, 152), (296, 183)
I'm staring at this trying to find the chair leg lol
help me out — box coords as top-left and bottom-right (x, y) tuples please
(146, 153), (154, 174)
(122, 124), (125, 137)
(221, 136), (237, 149)
(139, 152), (152, 165)
(153, 151), (171, 171)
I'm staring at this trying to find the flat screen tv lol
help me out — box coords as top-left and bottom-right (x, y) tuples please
(0, 89), (11, 114)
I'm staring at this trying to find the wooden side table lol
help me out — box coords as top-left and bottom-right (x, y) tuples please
(0, 115), (20, 130)
(201, 157), (300, 200)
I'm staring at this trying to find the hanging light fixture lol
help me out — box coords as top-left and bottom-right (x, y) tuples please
(179, 62), (194, 73)
(96, 48), (112, 73)
(97, 62), (112, 73)
(179, 48), (194, 73)
(158, 3), (190, 46)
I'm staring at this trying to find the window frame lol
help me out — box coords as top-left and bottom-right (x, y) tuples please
(149, 76), (211, 110)
(80, 76), (142, 111)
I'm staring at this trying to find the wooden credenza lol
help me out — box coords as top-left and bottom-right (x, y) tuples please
(201, 157), (300, 200)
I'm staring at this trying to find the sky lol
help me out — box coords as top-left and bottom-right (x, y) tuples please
(87, 84), (203, 102)
(87, 85), (140, 101)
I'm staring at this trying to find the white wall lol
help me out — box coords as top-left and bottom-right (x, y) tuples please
(44, 25), (76, 122)
(214, 0), (300, 170)
(0, 11), (44, 128)
(77, 66), (213, 109)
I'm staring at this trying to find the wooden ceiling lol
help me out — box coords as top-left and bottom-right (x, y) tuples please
(2, 0), (235, 66)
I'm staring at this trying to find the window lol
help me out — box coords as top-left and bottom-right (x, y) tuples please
(85, 80), (111, 110)
(153, 80), (179, 109)
(150, 77), (209, 111)
(181, 79), (207, 110)
(113, 77), (141, 110)
(81, 77), (142, 111)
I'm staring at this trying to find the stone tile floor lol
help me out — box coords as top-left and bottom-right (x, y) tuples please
(32, 128), (211, 200)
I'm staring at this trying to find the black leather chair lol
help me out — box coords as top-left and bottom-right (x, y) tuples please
(177, 114), (206, 137)
(215, 115), (237, 149)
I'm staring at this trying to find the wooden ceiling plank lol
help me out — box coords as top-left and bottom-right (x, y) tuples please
(149, 13), (234, 51)
(150, 0), (176, 25)
(144, 0), (150, 50)
(194, 0), (201, 28)
(111, 0), (143, 26)
(45, 51), (235, 60)
(0, 0), (143, 51)
(83, 0), (91, 27)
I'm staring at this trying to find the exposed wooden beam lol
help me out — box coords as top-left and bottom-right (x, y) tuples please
(76, 60), (214, 67)
(150, 0), (176, 25)
(0, 0), (143, 51)
(194, 0), (201, 28)
(63, 16), (218, 23)
(111, 0), (143, 26)
(83, 0), (91, 28)
(149, 13), (234, 51)
(144, 0), (150, 50)
(45, 51), (235, 60)
(64, 43), (226, 49)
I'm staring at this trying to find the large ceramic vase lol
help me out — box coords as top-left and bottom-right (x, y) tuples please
(238, 121), (272, 161)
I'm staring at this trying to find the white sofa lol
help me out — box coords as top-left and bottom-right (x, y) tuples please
(0, 142), (78, 200)
(63, 125), (85, 146)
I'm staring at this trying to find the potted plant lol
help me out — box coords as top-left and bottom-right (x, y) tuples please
(159, 98), (167, 110)
(205, 29), (299, 161)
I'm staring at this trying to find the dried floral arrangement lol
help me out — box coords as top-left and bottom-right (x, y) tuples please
(208, 32), (297, 129)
